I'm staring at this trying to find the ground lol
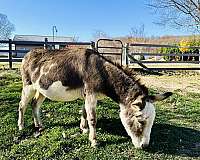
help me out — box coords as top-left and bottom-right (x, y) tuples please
(139, 74), (200, 94)
(0, 69), (199, 160)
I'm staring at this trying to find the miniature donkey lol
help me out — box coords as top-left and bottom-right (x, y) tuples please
(18, 48), (172, 148)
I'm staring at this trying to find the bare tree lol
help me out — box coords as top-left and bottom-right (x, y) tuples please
(148, 0), (200, 32)
(128, 24), (148, 43)
(72, 36), (79, 42)
(0, 13), (15, 40)
(129, 24), (145, 38)
(92, 30), (109, 41)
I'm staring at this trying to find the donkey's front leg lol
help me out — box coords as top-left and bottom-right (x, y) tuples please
(85, 93), (97, 147)
(80, 106), (88, 134)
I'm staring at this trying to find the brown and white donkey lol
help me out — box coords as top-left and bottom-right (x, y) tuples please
(18, 48), (172, 148)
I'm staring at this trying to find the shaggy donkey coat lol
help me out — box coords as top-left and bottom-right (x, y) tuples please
(18, 48), (172, 148)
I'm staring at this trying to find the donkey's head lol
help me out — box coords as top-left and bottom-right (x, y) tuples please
(120, 92), (172, 149)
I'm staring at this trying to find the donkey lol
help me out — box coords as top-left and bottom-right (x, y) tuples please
(18, 48), (172, 148)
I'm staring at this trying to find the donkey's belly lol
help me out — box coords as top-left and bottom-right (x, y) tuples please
(35, 81), (83, 101)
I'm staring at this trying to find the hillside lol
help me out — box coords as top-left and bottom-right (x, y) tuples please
(119, 35), (200, 45)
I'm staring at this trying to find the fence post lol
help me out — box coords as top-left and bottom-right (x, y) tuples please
(122, 43), (129, 66)
(8, 39), (12, 69)
(44, 38), (48, 49)
(91, 41), (95, 50)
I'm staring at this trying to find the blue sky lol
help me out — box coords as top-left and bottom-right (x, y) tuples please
(0, 0), (192, 41)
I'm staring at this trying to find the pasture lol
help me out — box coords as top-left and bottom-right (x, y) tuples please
(0, 70), (199, 160)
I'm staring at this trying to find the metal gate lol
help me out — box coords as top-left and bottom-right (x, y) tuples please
(96, 39), (124, 65)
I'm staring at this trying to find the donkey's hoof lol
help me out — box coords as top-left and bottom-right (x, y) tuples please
(18, 125), (24, 131)
(81, 128), (88, 134)
(34, 131), (42, 138)
(38, 127), (44, 132)
(35, 126), (44, 132)
(91, 140), (98, 148)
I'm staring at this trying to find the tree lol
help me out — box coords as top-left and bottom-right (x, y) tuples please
(129, 24), (145, 38)
(128, 24), (148, 43)
(92, 30), (109, 41)
(0, 13), (15, 40)
(148, 0), (200, 32)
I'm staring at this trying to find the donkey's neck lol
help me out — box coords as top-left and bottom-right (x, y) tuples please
(103, 63), (146, 104)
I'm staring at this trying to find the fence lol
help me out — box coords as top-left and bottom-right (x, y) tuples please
(96, 39), (124, 65)
(0, 38), (94, 69)
(1, 38), (200, 71)
(125, 43), (200, 70)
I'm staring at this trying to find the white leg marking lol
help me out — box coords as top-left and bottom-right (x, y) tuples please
(85, 93), (97, 147)
(18, 85), (36, 130)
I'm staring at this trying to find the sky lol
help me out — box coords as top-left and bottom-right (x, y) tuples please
(0, 0), (194, 41)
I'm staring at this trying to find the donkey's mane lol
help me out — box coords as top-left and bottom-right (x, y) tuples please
(85, 48), (149, 95)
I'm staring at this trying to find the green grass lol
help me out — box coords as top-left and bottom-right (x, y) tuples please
(0, 71), (199, 160)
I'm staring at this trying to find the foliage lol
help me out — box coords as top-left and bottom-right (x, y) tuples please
(179, 39), (200, 61)
(158, 38), (200, 61)
(0, 71), (199, 159)
(159, 47), (181, 61)
(179, 40), (190, 53)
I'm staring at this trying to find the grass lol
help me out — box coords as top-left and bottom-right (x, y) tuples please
(0, 62), (21, 70)
(0, 70), (199, 160)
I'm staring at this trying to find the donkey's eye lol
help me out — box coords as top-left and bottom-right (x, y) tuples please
(132, 102), (145, 110)
(134, 102), (143, 107)
(140, 121), (146, 126)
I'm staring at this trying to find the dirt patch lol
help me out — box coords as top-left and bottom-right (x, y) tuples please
(138, 74), (200, 94)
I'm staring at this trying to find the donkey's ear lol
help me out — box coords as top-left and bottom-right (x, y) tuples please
(147, 92), (172, 103)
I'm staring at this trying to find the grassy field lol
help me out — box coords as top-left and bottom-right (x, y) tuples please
(0, 70), (199, 160)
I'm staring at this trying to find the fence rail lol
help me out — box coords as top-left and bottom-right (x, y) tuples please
(126, 42), (200, 71)
(1, 38), (200, 71)
(0, 38), (94, 69)
(129, 43), (200, 49)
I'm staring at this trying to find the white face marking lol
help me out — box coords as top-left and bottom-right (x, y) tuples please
(140, 102), (156, 147)
(141, 102), (156, 120)
(119, 102), (156, 148)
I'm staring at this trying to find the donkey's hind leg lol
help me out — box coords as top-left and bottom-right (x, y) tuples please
(32, 91), (46, 130)
(18, 85), (36, 130)
(80, 106), (88, 134)
(85, 93), (97, 147)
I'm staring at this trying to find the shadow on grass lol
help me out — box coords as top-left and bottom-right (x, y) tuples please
(15, 115), (199, 158)
(13, 124), (36, 144)
(49, 121), (80, 130)
(97, 117), (200, 158)
(149, 124), (200, 157)
(97, 117), (128, 138)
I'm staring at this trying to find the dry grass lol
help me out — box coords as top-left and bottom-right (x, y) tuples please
(139, 74), (200, 94)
